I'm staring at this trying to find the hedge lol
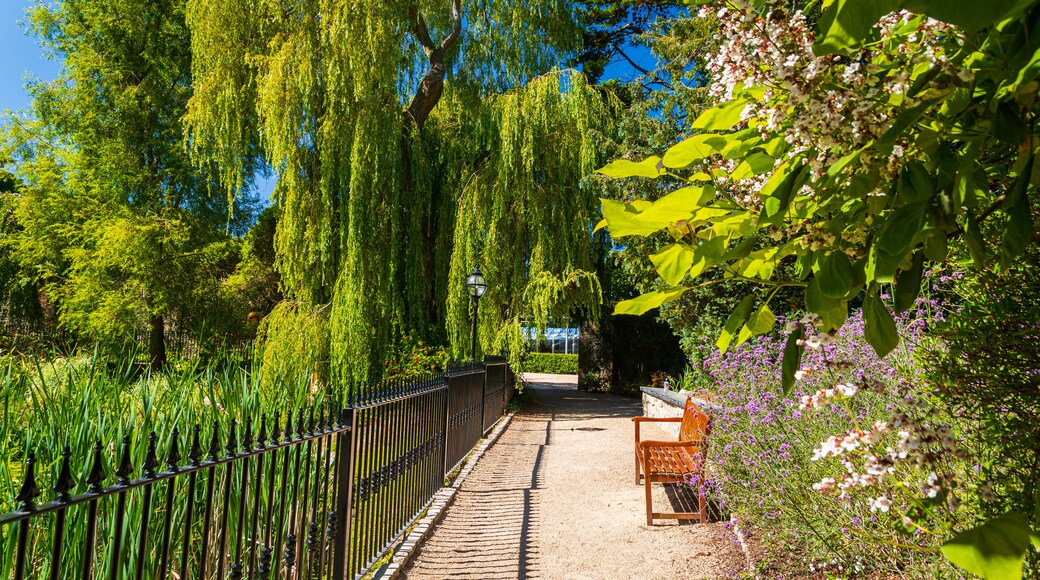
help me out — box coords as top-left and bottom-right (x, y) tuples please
(524, 353), (578, 374)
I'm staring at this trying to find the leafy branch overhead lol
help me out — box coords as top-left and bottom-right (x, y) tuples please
(598, 0), (1040, 362)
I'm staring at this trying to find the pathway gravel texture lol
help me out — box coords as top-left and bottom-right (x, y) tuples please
(400, 374), (741, 579)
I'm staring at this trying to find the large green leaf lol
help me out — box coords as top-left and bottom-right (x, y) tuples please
(731, 152), (776, 181)
(814, 0), (898, 55)
(818, 251), (855, 299)
(640, 186), (715, 224)
(876, 203), (926, 256)
(758, 164), (807, 225)
(781, 327), (805, 395)
(941, 513), (1040, 580)
(662, 135), (730, 169)
(650, 244), (697, 286)
(904, 0), (1034, 32)
(898, 161), (934, 204)
(1002, 193), (1033, 267)
(737, 304), (776, 346)
(597, 156), (664, 179)
(864, 290), (899, 357)
(691, 99), (748, 131)
(805, 277), (848, 330)
(614, 287), (690, 316)
(965, 213), (989, 269)
(894, 251), (925, 313)
(603, 189), (715, 239)
(717, 295), (756, 353)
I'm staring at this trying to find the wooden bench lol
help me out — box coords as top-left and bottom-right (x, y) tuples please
(632, 397), (710, 525)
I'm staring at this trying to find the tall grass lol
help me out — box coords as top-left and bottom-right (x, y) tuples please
(0, 350), (332, 578)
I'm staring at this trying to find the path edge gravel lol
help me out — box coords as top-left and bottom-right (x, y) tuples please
(379, 411), (516, 579)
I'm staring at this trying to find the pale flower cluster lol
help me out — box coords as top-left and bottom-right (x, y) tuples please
(701, 3), (971, 181)
(787, 317), (968, 513)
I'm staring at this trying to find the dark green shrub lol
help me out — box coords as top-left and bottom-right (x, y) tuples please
(523, 353), (578, 374)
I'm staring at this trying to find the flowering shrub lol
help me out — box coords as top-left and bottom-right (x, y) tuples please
(382, 336), (450, 379)
(694, 309), (980, 576)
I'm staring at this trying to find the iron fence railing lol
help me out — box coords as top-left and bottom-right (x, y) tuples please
(0, 359), (514, 579)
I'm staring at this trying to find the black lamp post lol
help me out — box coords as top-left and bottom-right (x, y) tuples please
(464, 267), (487, 362)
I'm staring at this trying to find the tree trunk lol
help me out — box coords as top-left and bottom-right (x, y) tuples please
(149, 314), (166, 371)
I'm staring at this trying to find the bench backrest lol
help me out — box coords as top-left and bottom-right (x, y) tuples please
(678, 397), (710, 443)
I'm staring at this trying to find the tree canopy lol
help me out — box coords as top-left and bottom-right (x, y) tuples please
(185, 0), (618, 381)
(3, 0), (257, 367)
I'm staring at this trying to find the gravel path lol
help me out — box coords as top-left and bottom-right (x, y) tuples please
(400, 375), (741, 579)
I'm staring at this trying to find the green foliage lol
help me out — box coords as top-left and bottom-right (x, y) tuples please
(918, 258), (1040, 573)
(254, 301), (330, 397)
(597, 1), (1040, 361)
(3, 0), (260, 365)
(446, 71), (616, 364)
(941, 513), (1040, 580)
(522, 353), (578, 374)
(186, 1), (609, 382)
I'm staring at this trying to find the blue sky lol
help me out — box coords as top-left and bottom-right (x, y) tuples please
(0, 2), (59, 113)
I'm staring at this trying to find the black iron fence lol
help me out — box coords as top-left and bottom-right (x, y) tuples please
(0, 359), (514, 579)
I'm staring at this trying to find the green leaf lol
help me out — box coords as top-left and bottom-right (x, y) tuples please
(864, 290), (899, 357)
(662, 135), (730, 169)
(650, 244), (697, 286)
(737, 304), (775, 346)
(894, 252), (925, 313)
(876, 203), (926, 256)
(691, 99), (747, 131)
(597, 156), (664, 179)
(641, 186), (715, 223)
(965, 213), (988, 269)
(828, 144), (870, 178)
(813, 0), (899, 55)
(717, 295), (756, 353)
(781, 327), (805, 395)
(731, 152), (776, 181)
(614, 287), (690, 316)
(904, 0), (1033, 32)
(759, 164), (807, 225)
(941, 513), (1038, 580)
(818, 252), (855, 299)
(805, 277), (848, 330)
(600, 189), (713, 238)
(1002, 194), (1033, 267)
(898, 161), (934, 204)
(876, 98), (941, 154)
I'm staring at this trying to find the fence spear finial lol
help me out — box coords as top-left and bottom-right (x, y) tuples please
(115, 436), (133, 486)
(53, 445), (76, 503)
(86, 439), (106, 493)
(142, 432), (159, 478)
(166, 427), (182, 471)
(14, 450), (41, 511)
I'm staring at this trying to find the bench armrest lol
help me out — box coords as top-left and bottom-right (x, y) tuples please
(632, 416), (682, 423)
(638, 440), (705, 449)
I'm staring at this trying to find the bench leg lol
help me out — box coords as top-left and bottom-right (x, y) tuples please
(698, 486), (708, 523)
(643, 453), (654, 525)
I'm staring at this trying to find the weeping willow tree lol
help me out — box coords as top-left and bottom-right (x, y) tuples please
(185, 1), (615, 383)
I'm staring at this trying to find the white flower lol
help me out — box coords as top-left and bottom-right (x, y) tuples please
(870, 496), (893, 513)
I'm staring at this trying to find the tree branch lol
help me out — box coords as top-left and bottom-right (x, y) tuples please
(439, 0), (463, 54)
(410, 5), (436, 53)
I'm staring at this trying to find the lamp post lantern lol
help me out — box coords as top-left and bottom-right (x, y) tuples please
(464, 267), (487, 362)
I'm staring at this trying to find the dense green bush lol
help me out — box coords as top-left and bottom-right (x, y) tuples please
(523, 353), (578, 374)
